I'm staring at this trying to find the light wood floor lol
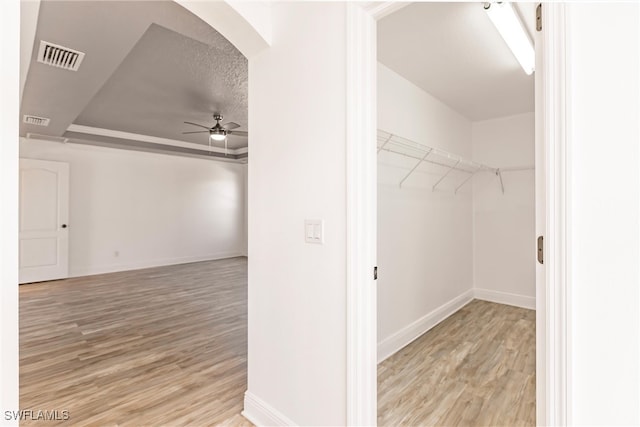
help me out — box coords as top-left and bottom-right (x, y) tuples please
(20, 257), (251, 426)
(22, 261), (534, 426)
(378, 299), (536, 427)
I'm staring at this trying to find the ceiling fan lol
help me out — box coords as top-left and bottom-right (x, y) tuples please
(183, 113), (248, 154)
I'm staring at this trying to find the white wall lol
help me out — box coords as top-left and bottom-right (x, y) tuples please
(20, 138), (246, 277)
(0, 0), (20, 421)
(568, 4), (640, 425)
(377, 64), (474, 360)
(472, 113), (535, 307)
(246, 3), (347, 425)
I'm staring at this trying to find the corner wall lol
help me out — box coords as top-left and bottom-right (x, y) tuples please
(472, 113), (535, 309)
(377, 64), (474, 362)
(20, 138), (246, 277)
(376, 64), (536, 363)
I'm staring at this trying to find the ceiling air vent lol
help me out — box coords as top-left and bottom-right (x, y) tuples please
(23, 115), (50, 127)
(37, 40), (85, 71)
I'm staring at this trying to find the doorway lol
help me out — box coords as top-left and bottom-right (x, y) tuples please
(15, 1), (252, 424)
(375, 3), (536, 424)
(346, 2), (568, 426)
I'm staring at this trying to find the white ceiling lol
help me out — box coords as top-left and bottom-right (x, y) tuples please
(20, 1), (248, 159)
(378, 2), (535, 121)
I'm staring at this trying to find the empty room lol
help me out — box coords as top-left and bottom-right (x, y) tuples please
(376, 3), (537, 425)
(18, 1), (249, 424)
(2, 2), (640, 426)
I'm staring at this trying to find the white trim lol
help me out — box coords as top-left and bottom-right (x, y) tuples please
(346, 3), (378, 425)
(242, 392), (297, 427)
(474, 288), (536, 310)
(346, 3), (406, 424)
(66, 124), (247, 156)
(534, 3), (547, 422)
(543, 4), (570, 426)
(377, 290), (474, 364)
(361, 2), (411, 20)
(66, 252), (245, 279)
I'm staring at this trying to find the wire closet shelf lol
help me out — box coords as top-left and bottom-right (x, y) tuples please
(377, 129), (533, 194)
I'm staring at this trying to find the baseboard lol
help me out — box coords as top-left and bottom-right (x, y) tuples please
(377, 289), (474, 364)
(69, 252), (244, 278)
(473, 288), (536, 310)
(242, 391), (297, 427)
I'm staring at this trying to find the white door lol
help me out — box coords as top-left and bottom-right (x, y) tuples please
(19, 159), (69, 284)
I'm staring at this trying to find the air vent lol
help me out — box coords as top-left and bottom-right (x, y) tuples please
(23, 115), (50, 127)
(37, 40), (85, 71)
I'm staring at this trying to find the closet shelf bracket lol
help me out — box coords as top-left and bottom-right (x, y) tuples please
(378, 133), (393, 154)
(496, 169), (505, 195)
(433, 160), (461, 192)
(454, 170), (477, 194)
(399, 148), (433, 188)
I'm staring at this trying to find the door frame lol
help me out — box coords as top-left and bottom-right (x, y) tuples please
(345, 3), (570, 425)
(538, 4), (571, 425)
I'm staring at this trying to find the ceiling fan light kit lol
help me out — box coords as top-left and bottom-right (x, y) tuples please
(183, 113), (248, 155)
(210, 131), (226, 141)
(483, 2), (535, 75)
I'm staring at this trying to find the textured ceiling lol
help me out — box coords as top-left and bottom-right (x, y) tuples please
(378, 2), (535, 121)
(20, 0), (248, 153)
(73, 23), (248, 149)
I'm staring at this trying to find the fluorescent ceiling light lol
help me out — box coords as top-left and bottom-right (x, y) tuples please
(484, 2), (534, 75)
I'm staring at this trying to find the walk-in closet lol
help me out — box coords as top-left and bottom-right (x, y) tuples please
(375, 3), (537, 425)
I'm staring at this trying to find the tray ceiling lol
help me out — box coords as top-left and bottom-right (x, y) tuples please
(20, 1), (248, 156)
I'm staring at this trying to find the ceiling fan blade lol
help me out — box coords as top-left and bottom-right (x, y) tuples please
(182, 130), (210, 134)
(228, 130), (248, 137)
(184, 121), (211, 130)
(222, 122), (241, 130)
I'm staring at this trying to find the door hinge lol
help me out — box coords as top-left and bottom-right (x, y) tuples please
(537, 236), (544, 264)
(536, 4), (542, 32)
(374, 266), (378, 280)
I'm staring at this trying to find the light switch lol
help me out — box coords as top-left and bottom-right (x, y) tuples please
(304, 219), (324, 244)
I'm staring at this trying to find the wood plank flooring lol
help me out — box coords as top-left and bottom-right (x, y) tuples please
(19, 257), (251, 426)
(22, 261), (534, 426)
(378, 299), (536, 427)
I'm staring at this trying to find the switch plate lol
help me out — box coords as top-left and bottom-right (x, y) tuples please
(304, 219), (324, 244)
